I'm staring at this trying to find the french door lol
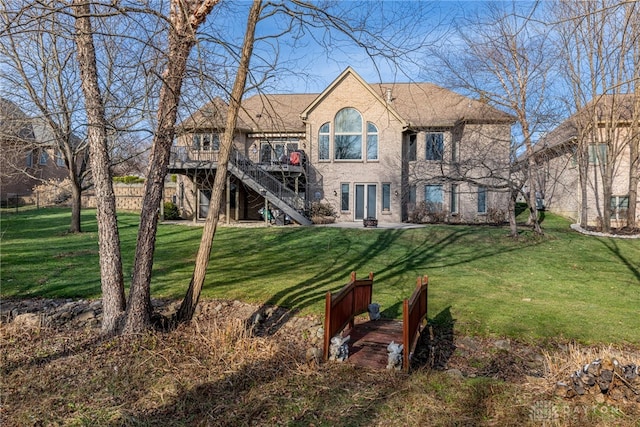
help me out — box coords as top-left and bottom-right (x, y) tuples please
(355, 184), (376, 220)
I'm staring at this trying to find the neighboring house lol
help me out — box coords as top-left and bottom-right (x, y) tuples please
(533, 94), (639, 228)
(0, 98), (67, 206)
(169, 67), (515, 225)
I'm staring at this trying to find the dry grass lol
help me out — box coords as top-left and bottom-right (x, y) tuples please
(2, 313), (639, 427)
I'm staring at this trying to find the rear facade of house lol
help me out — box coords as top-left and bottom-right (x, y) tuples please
(169, 68), (514, 225)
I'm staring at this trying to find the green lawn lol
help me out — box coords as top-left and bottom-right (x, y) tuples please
(1, 207), (639, 344)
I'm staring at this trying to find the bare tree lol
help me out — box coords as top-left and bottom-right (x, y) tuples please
(426, 2), (554, 236)
(122, 0), (222, 333)
(1, 6), (90, 232)
(553, 0), (638, 232)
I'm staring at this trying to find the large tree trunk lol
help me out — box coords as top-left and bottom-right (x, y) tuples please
(73, 0), (125, 334)
(123, 0), (221, 333)
(177, 0), (262, 323)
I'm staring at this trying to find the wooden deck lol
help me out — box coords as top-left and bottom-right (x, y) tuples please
(344, 319), (404, 369)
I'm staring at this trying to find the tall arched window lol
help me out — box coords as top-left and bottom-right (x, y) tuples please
(334, 108), (362, 160)
(318, 122), (330, 160)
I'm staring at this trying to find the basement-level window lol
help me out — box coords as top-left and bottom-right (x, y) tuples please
(382, 183), (391, 211)
(341, 183), (350, 211)
(477, 186), (487, 214)
(425, 184), (443, 211)
(610, 195), (629, 220)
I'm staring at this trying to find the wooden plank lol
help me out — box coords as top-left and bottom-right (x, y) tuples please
(343, 319), (404, 370)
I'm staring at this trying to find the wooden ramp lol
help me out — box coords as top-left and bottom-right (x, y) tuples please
(344, 319), (404, 369)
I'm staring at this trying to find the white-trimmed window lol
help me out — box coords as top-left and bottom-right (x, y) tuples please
(477, 186), (487, 214)
(366, 122), (378, 160)
(408, 134), (417, 161)
(341, 183), (350, 211)
(334, 108), (363, 160)
(409, 185), (416, 206)
(425, 184), (443, 211)
(260, 139), (299, 163)
(611, 195), (629, 220)
(319, 122), (330, 160)
(382, 183), (391, 211)
(26, 151), (33, 167)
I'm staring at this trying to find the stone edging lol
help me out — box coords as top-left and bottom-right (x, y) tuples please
(570, 224), (640, 239)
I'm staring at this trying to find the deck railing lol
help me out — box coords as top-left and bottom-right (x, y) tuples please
(323, 271), (374, 361)
(402, 275), (429, 371)
(169, 145), (309, 215)
(228, 147), (308, 212)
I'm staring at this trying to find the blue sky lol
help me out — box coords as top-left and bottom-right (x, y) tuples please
(200, 1), (498, 94)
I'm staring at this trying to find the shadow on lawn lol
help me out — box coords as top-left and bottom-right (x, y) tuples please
(244, 226), (532, 337)
(597, 238), (640, 284)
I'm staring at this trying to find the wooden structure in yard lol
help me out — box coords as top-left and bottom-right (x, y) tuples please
(323, 272), (429, 372)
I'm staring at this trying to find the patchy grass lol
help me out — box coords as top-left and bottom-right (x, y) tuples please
(2, 208), (639, 345)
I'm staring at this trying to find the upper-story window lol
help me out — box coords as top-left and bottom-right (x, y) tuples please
(260, 139), (298, 164)
(39, 149), (48, 165)
(407, 134), (417, 161)
(588, 143), (607, 165)
(334, 108), (362, 160)
(319, 123), (330, 160)
(55, 149), (65, 167)
(327, 108), (379, 161)
(425, 132), (444, 161)
(366, 122), (378, 160)
(192, 132), (220, 151)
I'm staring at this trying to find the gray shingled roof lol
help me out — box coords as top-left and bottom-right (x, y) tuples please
(370, 82), (515, 127)
(180, 79), (515, 133)
(535, 94), (637, 153)
(238, 93), (318, 133)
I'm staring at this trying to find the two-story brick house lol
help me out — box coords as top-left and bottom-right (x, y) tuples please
(533, 94), (639, 228)
(1, 98), (67, 206)
(170, 67), (514, 225)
